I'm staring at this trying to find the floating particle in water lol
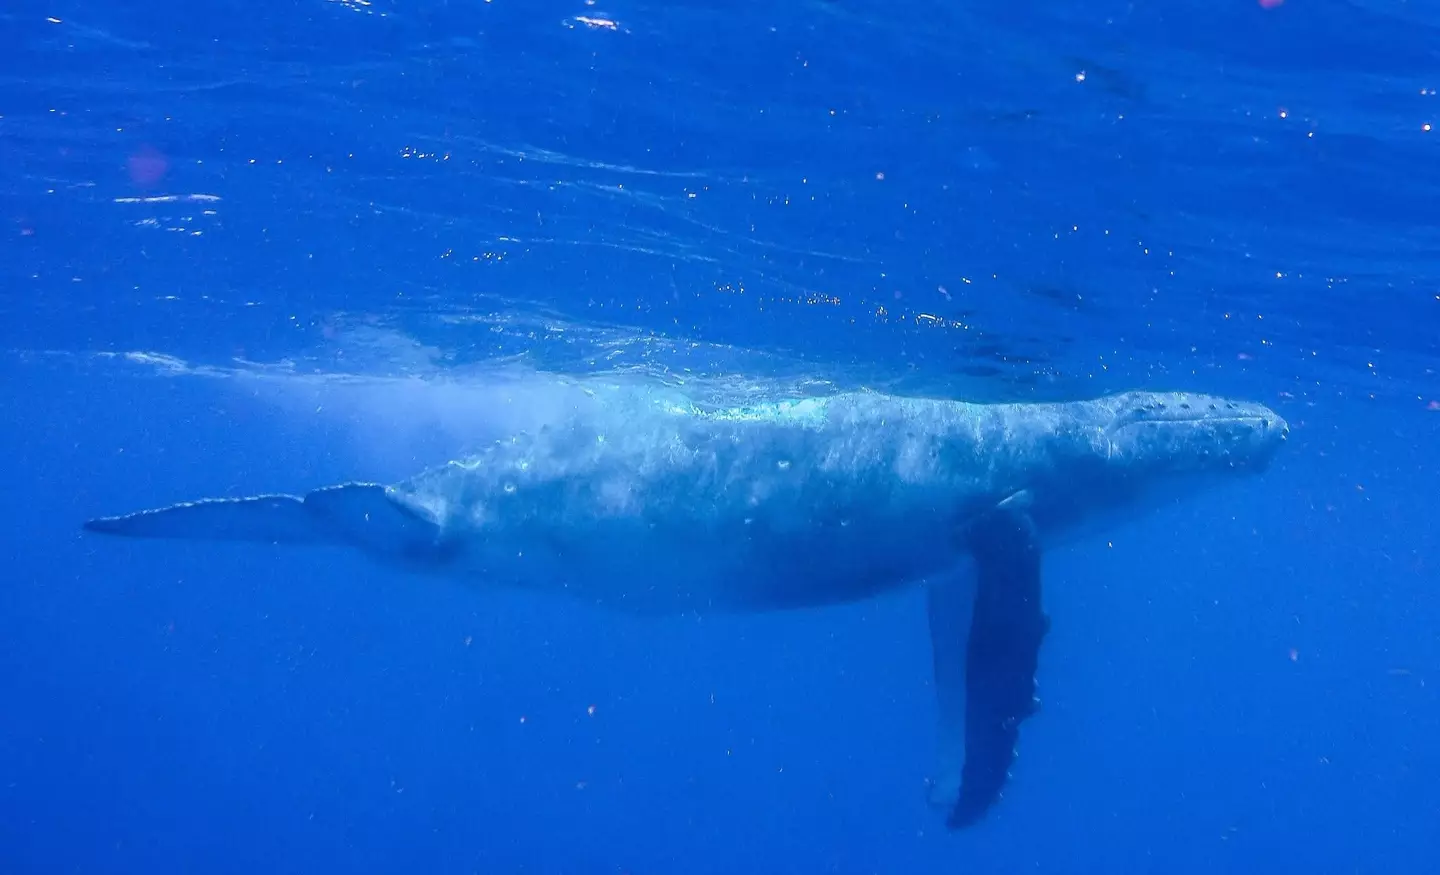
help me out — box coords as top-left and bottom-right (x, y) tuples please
(127, 145), (168, 187)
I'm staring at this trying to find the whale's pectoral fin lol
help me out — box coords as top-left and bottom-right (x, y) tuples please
(926, 573), (975, 810)
(83, 483), (441, 555)
(927, 498), (1050, 830)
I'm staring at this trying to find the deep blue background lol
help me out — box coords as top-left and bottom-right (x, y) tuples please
(3, 1), (1439, 872)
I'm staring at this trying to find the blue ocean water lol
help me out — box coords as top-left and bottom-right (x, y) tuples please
(3, 0), (1438, 871)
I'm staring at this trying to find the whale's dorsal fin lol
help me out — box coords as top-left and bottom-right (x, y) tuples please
(927, 495), (1050, 830)
(83, 483), (442, 555)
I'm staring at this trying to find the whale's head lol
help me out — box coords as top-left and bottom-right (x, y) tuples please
(1097, 390), (1288, 479)
(1017, 390), (1288, 534)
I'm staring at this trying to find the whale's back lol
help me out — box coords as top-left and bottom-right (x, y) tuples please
(383, 393), (1062, 612)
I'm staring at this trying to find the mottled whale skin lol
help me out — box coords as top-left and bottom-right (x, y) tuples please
(83, 382), (1289, 828)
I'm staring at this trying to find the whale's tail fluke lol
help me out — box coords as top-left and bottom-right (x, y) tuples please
(83, 483), (442, 556)
(85, 493), (336, 544)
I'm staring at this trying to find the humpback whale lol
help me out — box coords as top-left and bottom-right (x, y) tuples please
(82, 381), (1288, 828)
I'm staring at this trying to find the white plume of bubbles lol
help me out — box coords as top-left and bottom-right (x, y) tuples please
(103, 304), (849, 478)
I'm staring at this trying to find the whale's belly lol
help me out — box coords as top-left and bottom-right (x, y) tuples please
(425, 442), (980, 614)
(451, 504), (966, 615)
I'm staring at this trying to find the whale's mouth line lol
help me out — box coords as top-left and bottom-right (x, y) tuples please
(1143, 414), (1263, 425)
(1110, 414), (1270, 431)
